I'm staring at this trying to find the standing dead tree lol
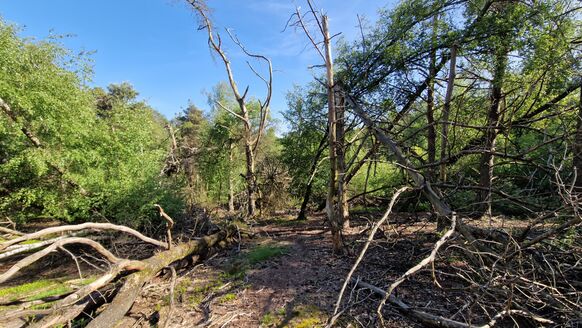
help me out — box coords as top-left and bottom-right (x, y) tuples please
(290, 0), (348, 253)
(186, 0), (273, 218)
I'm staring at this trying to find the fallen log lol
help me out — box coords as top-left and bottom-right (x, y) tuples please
(0, 218), (234, 328)
(0, 222), (168, 251)
(86, 229), (231, 328)
(355, 280), (554, 328)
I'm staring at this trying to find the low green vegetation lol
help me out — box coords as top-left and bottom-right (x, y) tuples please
(0, 277), (95, 303)
(260, 312), (278, 326)
(260, 304), (325, 328)
(221, 242), (289, 282)
(218, 292), (237, 303)
(247, 244), (288, 265)
(271, 217), (303, 227)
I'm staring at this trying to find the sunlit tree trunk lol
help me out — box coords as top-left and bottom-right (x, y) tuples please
(227, 142), (235, 212)
(244, 137), (257, 216)
(323, 15), (344, 253)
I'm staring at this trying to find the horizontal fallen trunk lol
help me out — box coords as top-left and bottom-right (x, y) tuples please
(355, 280), (554, 328)
(0, 222), (234, 328)
(355, 280), (471, 328)
(0, 222), (168, 251)
(86, 229), (232, 328)
(0, 237), (123, 284)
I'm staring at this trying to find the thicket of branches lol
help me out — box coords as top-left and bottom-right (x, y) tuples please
(0, 0), (580, 326)
(284, 0), (581, 326)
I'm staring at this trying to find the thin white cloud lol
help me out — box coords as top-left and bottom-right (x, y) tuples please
(244, 0), (296, 16)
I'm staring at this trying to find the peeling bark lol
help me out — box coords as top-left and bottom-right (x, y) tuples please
(322, 15), (344, 253)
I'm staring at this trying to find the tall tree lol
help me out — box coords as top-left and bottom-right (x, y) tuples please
(290, 1), (349, 252)
(323, 15), (345, 251)
(575, 84), (582, 191)
(188, 1), (273, 217)
(0, 20), (182, 225)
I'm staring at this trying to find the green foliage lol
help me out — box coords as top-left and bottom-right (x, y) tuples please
(260, 304), (325, 328)
(0, 19), (183, 225)
(174, 81), (284, 212)
(260, 312), (278, 326)
(192, 82), (245, 206)
(2, 0), (580, 226)
(280, 84), (328, 206)
(329, 0), (581, 214)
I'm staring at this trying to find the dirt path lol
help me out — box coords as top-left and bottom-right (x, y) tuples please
(121, 213), (433, 327)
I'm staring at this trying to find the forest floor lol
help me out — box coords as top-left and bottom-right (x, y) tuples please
(117, 211), (530, 327)
(1, 212), (533, 327)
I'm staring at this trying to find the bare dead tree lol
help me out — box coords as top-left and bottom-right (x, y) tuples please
(186, 0), (273, 218)
(290, 0), (347, 253)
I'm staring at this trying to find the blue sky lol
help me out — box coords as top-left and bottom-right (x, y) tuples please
(0, 0), (390, 129)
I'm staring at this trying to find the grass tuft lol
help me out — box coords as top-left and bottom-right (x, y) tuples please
(247, 244), (288, 265)
(259, 304), (325, 327)
(218, 292), (237, 303)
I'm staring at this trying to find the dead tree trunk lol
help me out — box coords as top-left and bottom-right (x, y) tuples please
(86, 230), (231, 328)
(426, 15), (438, 182)
(574, 82), (582, 191)
(228, 142), (235, 212)
(188, 1), (272, 218)
(477, 48), (508, 217)
(292, 2), (352, 251)
(323, 15), (344, 253)
(0, 221), (234, 328)
(243, 137), (257, 216)
(439, 44), (457, 183)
